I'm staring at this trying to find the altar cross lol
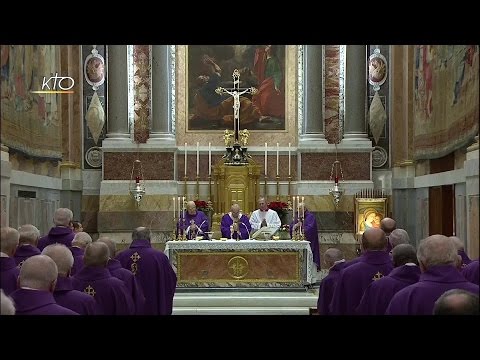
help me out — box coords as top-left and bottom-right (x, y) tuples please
(215, 69), (257, 143)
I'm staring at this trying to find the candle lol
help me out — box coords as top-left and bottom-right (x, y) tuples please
(288, 143), (291, 176)
(292, 196), (296, 220)
(196, 142), (199, 176)
(208, 142), (211, 175)
(302, 196), (305, 219)
(178, 196), (181, 220)
(297, 196), (300, 219)
(184, 142), (187, 177)
(276, 143), (279, 176)
(173, 196), (176, 219)
(264, 142), (268, 175)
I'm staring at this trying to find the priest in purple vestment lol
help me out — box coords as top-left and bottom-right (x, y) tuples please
(380, 217), (396, 254)
(433, 288), (479, 315)
(330, 228), (393, 315)
(42, 244), (97, 315)
(220, 203), (252, 240)
(98, 237), (146, 315)
(38, 208), (75, 251)
(290, 203), (321, 269)
(177, 201), (210, 240)
(9, 255), (78, 315)
(72, 242), (135, 315)
(317, 248), (345, 315)
(356, 244), (420, 315)
(450, 236), (472, 268)
(1, 227), (20, 295)
(14, 224), (41, 267)
(462, 260), (479, 285)
(386, 235), (479, 315)
(69, 232), (92, 276)
(116, 227), (177, 315)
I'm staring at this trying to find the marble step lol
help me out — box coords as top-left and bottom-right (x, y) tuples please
(173, 306), (311, 315)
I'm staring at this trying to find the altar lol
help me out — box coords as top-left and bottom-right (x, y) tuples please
(164, 240), (315, 289)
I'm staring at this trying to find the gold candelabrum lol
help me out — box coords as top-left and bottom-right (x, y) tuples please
(276, 175), (280, 200)
(287, 175), (292, 210)
(180, 215), (187, 241)
(195, 175), (200, 200)
(292, 217), (305, 241)
(172, 215), (177, 241)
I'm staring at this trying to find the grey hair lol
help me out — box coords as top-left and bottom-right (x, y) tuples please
(417, 235), (458, 268)
(42, 243), (74, 276)
(433, 289), (479, 315)
(53, 208), (74, 227)
(132, 227), (151, 241)
(1, 226), (20, 254)
(18, 224), (41, 245)
(72, 232), (93, 249)
(389, 228), (410, 248)
(19, 255), (58, 290)
(0, 289), (15, 315)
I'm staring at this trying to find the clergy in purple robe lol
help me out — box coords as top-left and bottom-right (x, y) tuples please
(330, 228), (393, 315)
(462, 260), (479, 285)
(14, 224), (41, 266)
(177, 201), (210, 240)
(356, 244), (420, 315)
(42, 243), (97, 315)
(380, 217), (396, 253)
(38, 208), (75, 251)
(290, 203), (321, 269)
(317, 248), (345, 315)
(386, 235), (479, 315)
(1, 227), (20, 295)
(450, 236), (472, 268)
(116, 227), (177, 315)
(69, 232), (92, 275)
(220, 203), (252, 240)
(9, 255), (78, 315)
(98, 237), (146, 315)
(72, 242), (135, 315)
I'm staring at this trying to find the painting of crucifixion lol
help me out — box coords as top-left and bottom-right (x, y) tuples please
(187, 45), (286, 131)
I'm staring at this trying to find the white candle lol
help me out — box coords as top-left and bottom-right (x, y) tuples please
(297, 196), (300, 219)
(264, 142), (268, 175)
(292, 196), (296, 220)
(184, 142), (187, 177)
(288, 143), (291, 176)
(302, 196), (305, 218)
(178, 196), (181, 220)
(276, 143), (279, 176)
(208, 142), (211, 175)
(196, 142), (199, 176)
(173, 196), (176, 219)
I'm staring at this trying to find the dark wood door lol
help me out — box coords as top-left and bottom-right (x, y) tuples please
(429, 185), (454, 236)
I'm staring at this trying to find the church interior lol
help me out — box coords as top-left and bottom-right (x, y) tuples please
(0, 45), (478, 315)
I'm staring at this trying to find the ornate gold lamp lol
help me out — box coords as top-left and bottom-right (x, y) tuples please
(129, 159), (145, 206)
(328, 144), (344, 208)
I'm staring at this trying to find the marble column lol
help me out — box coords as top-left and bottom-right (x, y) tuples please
(343, 45), (369, 142)
(149, 45), (175, 144)
(0, 144), (11, 227)
(106, 45), (130, 139)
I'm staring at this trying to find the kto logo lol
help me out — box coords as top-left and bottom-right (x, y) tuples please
(31, 73), (75, 94)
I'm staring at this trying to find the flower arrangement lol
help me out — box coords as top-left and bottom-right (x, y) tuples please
(268, 201), (289, 217)
(195, 200), (212, 213)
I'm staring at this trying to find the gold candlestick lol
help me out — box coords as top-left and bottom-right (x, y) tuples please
(172, 216), (177, 241)
(195, 175), (200, 200)
(276, 174), (280, 201)
(181, 216), (187, 241)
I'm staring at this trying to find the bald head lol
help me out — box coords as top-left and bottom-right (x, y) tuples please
(433, 289), (479, 315)
(53, 208), (74, 227)
(389, 229), (410, 248)
(362, 228), (387, 251)
(97, 237), (116, 258)
(19, 255), (58, 291)
(417, 235), (458, 270)
(0, 289), (15, 315)
(392, 244), (418, 267)
(187, 201), (197, 215)
(42, 243), (74, 276)
(18, 224), (40, 246)
(231, 203), (241, 218)
(132, 227), (151, 241)
(84, 242), (109, 267)
(324, 248), (344, 268)
(380, 217), (396, 235)
(449, 236), (464, 251)
(1, 227), (20, 256)
(72, 232), (93, 249)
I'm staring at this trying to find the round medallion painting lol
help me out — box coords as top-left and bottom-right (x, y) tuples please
(368, 49), (388, 89)
(84, 52), (105, 89)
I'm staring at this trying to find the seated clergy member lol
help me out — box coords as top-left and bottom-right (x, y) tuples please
(449, 236), (472, 268)
(70, 232), (92, 276)
(249, 197), (281, 233)
(290, 202), (321, 270)
(433, 288), (479, 315)
(9, 255), (78, 315)
(386, 235), (479, 315)
(177, 201), (209, 240)
(356, 244), (420, 315)
(38, 208), (75, 251)
(14, 224), (41, 267)
(1, 226), (20, 295)
(221, 203), (252, 240)
(42, 244), (97, 315)
(317, 248), (345, 315)
(72, 242), (135, 315)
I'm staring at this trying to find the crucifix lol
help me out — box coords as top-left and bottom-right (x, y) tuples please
(215, 69), (257, 144)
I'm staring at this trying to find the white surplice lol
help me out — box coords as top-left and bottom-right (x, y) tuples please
(249, 209), (281, 231)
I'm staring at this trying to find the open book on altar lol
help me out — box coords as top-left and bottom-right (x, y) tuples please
(251, 226), (278, 240)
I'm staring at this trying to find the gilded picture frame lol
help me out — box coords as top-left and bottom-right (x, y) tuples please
(355, 198), (388, 237)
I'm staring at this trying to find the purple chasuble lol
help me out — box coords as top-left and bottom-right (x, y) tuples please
(343, 254), (365, 269)
(70, 246), (85, 276)
(1, 257), (20, 295)
(38, 226), (75, 251)
(221, 213), (252, 240)
(458, 250), (472, 268)
(330, 251), (393, 315)
(54, 276), (97, 315)
(177, 210), (210, 240)
(290, 210), (321, 269)
(107, 258), (146, 315)
(14, 244), (41, 266)
(356, 264), (420, 315)
(385, 265), (480, 315)
(462, 260), (479, 285)
(317, 261), (345, 315)
(72, 266), (135, 315)
(10, 288), (79, 315)
(116, 239), (177, 315)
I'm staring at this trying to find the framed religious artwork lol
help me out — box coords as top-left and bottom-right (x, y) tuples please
(185, 45), (287, 132)
(355, 197), (388, 238)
